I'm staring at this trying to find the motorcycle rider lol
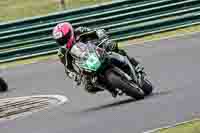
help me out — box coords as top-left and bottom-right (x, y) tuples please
(52, 22), (143, 95)
(0, 77), (8, 92)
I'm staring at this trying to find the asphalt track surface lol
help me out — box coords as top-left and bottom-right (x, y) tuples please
(1, 33), (200, 133)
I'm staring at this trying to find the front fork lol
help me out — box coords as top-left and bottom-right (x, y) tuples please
(124, 56), (144, 88)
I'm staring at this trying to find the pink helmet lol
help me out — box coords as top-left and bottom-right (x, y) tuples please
(52, 22), (75, 49)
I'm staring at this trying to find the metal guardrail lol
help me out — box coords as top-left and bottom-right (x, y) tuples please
(0, 0), (200, 63)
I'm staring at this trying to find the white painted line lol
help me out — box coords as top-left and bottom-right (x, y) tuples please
(42, 94), (70, 105)
(0, 95), (69, 104)
(143, 119), (200, 133)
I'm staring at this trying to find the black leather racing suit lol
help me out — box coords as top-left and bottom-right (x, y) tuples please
(57, 27), (141, 93)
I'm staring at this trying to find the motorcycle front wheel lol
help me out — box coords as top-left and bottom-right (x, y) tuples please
(141, 78), (153, 96)
(106, 71), (144, 100)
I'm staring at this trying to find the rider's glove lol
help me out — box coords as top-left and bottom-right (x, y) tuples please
(96, 29), (108, 40)
(57, 47), (66, 58)
(65, 68), (81, 85)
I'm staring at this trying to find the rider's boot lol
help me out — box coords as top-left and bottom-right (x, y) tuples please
(84, 82), (104, 94)
(129, 57), (145, 74)
(117, 50), (146, 86)
(118, 49), (144, 71)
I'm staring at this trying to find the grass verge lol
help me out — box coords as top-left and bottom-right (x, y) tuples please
(0, 0), (110, 22)
(152, 119), (200, 133)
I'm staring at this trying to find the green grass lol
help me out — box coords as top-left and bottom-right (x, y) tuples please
(0, 0), (111, 22)
(153, 119), (200, 133)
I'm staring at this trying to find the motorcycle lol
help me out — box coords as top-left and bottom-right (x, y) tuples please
(69, 39), (153, 99)
(0, 77), (8, 92)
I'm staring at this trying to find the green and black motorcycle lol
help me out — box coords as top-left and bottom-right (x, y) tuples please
(69, 39), (153, 99)
(0, 77), (8, 92)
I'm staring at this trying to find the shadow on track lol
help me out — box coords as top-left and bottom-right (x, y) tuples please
(82, 98), (135, 113)
(81, 89), (172, 113)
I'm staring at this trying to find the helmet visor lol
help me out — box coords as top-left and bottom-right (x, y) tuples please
(56, 29), (72, 46)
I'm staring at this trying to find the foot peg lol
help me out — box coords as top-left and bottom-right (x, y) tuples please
(116, 88), (123, 96)
(110, 88), (124, 98)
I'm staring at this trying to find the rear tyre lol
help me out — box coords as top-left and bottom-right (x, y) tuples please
(106, 71), (144, 100)
(0, 77), (8, 92)
(141, 79), (153, 96)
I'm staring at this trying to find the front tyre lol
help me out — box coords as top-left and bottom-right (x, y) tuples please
(141, 79), (153, 96)
(106, 71), (144, 100)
